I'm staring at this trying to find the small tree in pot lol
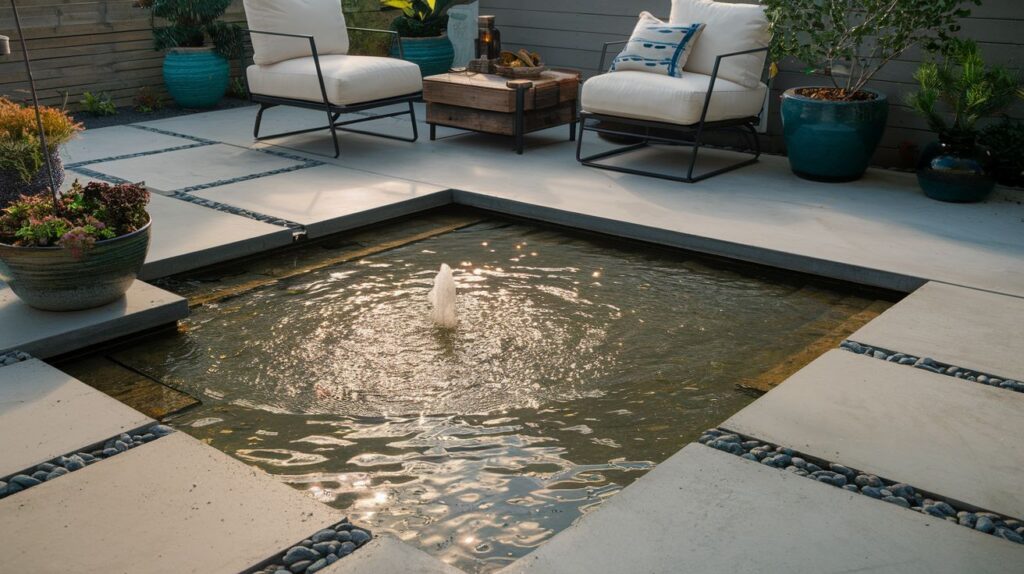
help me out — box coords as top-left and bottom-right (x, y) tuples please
(761, 0), (979, 182)
(381, 0), (475, 76)
(136, 0), (243, 108)
(909, 39), (1020, 202)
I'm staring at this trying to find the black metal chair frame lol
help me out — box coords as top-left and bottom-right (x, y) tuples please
(245, 27), (421, 158)
(576, 43), (770, 183)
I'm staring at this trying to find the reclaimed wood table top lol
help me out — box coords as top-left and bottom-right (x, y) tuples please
(423, 69), (581, 113)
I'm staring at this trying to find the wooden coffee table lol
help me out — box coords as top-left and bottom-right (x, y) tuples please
(422, 69), (581, 154)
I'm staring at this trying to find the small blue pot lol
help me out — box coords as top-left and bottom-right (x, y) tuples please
(916, 136), (995, 203)
(781, 87), (889, 182)
(390, 34), (454, 77)
(163, 47), (229, 109)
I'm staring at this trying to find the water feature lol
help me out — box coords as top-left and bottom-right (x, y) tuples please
(94, 215), (890, 572)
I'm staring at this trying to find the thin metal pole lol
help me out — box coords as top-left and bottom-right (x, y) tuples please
(10, 0), (61, 213)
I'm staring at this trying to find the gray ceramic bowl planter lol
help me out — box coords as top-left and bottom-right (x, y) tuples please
(0, 217), (151, 312)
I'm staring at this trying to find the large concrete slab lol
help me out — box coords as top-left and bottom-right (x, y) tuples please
(193, 164), (450, 238)
(0, 359), (153, 477)
(85, 143), (309, 192)
(723, 350), (1024, 518)
(0, 281), (187, 358)
(63, 125), (202, 166)
(506, 444), (1020, 574)
(140, 194), (295, 279)
(850, 281), (1024, 381)
(0, 431), (343, 574)
(323, 537), (464, 574)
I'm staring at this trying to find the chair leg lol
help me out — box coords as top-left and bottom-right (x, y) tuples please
(325, 105), (340, 158)
(253, 103), (269, 139)
(408, 101), (419, 142)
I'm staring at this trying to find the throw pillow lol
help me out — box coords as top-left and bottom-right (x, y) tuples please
(610, 12), (705, 78)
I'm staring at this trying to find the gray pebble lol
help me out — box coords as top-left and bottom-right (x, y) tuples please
(959, 513), (977, 528)
(996, 527), (1024, 544)
(114, 440), (128, 452)
(37, 462), (56, 472)
(306, 558), (328, 573)
(288, 561), (312, 573)
(883, 496), (910, 508)
(10, 474), (41, 488)
(889, 484), (915, 499)
(282, 546), (319, 565)
(740, 453), (757, 462)
(325, 554), (339, 565)
(335, 531), (352, 543)
(898, 357), (916, 365)
(32, 470), (49, 481)
(975, 516), (996, 534)
(350, 529), (371, 545)
(338, 542), (357, 556)
(312, 542), (333, 555)
(311, 529), (337, 543)
(102, 448), (119, 457)
(843, 484), (859, 492)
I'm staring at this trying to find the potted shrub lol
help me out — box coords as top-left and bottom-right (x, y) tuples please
(909, 39), (1020, 203)
(0, 98), (82, 209)
(0, 181), (151, 311)
(381, 0), (474, 76)
(762, 0), (979, 182)
(980, 120), (1024, 188)
(137, 0), (243, 108)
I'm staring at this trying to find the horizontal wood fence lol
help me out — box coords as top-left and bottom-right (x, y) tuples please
(479, 0), (1024, 168)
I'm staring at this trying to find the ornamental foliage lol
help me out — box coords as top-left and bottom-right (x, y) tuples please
(138, 0), (243, 58)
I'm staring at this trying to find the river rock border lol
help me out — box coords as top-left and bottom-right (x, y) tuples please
(245, 518), (373, 574)
(0, 424), (174, 499)
(0, 351), (32, 368)
(698, 428), (1024, 545)
(840, 340), (1024, 394)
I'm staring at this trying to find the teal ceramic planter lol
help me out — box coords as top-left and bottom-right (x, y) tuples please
(0, 218), (151, 311)
(391, 34), (455, 77)
(780, 88), (889, 182)
(163, 47), (229, 108)
(916, 137), (995, 203)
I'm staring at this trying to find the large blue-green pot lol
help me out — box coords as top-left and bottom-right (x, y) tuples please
(390, 34), (454, 77)
(916, 134), (995, 203)
(163, 47), (229, 108)
(781, 87), (889, 182)
(0, 218), (151, 311)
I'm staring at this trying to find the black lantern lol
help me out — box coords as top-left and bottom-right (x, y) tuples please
(476, 15), (501, 60)
(2, 0), (61, 211)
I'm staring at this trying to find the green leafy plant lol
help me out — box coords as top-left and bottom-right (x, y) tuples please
(908, 39), (1020, 140)
(80, 91), (118, 117)
(0, 97), (82, 184)
(380, 0), (475, 38)
(980, 120), (1024, 187)
(133, 86), (166, 113)
(227, 76), (248, 100)
(136, 0), (243, 58)
(761, 0), (980, 100)
(0, 181), (150, 256)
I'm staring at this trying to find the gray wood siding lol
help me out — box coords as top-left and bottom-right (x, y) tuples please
(480, 0), (1024, 168)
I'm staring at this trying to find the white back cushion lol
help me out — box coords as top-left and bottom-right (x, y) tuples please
(670, 0), (770, 89)
(243, 0), (349, 65)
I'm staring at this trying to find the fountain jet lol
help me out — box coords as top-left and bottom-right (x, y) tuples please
(429, 263), (457, 328)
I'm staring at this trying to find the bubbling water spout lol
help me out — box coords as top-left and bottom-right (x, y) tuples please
(428, 263), (457, 328)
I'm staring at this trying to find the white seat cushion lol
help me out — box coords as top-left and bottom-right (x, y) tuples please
(580, 71), (766, 126)
(670, 0), (770, 89)
(247, 55), (423, 106)
(243, 0), (349, 65)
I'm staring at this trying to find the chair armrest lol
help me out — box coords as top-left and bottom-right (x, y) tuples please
(710, 46), (770, 84)
(346, 26), (404, 59)
(243, 29), (332, 106)
(598, 40), (629, 72)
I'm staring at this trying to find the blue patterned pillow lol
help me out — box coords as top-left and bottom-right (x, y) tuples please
(611, 12), (705, 77)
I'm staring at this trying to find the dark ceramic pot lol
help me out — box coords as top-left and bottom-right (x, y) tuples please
(780, 87), (889, 182)
(390, 34), (455, 77)
(0, 218), (151, 311)
(917, 134), (995, 203)
(0, 151), (65, 209)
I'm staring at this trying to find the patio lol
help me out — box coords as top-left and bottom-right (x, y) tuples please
(1, 101), (1023, 572)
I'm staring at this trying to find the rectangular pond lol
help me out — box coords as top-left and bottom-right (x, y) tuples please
(65, 210), (893, 572)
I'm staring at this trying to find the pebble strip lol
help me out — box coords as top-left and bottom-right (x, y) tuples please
(840, 340), (1024, 394)
(698, 428), (1024, 545)
(246, 518), (373, 574)
(0, 424), (174, 499)
(0, 350), (32, 368)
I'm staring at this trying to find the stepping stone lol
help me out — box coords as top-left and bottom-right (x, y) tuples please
(0, 281), (187, 358)
(0, 360), (153, 478)
(63, 125), (203, 166)
(507, 444), (1020, 573)
(193, 164), (449, 239)
(849, 281), (1024, 381)
(723, 350), (1024, 519)
(0, 431), (343, 574)
(323, 537), (463, 574)
(85, 144), (310, 192)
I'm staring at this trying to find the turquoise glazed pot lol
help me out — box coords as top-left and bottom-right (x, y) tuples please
(163, 47), (229, 108)
(916, 135), (995, 203)
(780, 87), (889, 182)
(391, 34), (455, 77)
(0, 219), (151, 311)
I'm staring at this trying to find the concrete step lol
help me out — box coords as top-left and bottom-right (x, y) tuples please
(0, 431), (343, 574)
(0, 359), (153, 478)
(505, 444), (1020, 574)
(723, 350), (1024, 519)
(0, 281), (187, 358)
(322, 537), (464, 574)
(849, 281), (1024, 382)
